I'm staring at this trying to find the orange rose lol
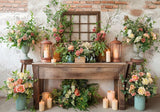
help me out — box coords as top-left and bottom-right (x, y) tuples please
(16, 85), (25, 93)
(74, 88), (80, 96)
(68, 45), (74, 51)
(143, 33), (150, 38)
(17, 79), (23, 84)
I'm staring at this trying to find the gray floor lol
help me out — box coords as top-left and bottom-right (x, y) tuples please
(0, 97), (160, 112)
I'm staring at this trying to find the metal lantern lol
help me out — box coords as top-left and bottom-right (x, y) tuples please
(40, 38), (52, 63)
(110, 37), (122, 62)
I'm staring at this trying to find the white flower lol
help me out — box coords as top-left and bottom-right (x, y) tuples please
(142, 78), (149, 85)
(138, 87), (146, 95)
(7, 82), (14, 89)
(28, 82), (33, 88)
(129, 33), (134, 39)
(68, 89), (72, 95)
(146, 72), (151, 78)
(134, 36), (141, 43)
(148, 78), (153, 84)
(127, 38), (131, 43)
(71, 101), (75, 106)
(8, 90), (13, 94)
(71, 94), (76, 99)
(82, 42), (92, 49)
(65, 94), (70, 99)
(127, 29), (132, 35)
(71, 85), (75, 93)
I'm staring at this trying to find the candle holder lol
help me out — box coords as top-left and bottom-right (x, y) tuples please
(110, 37), (122, 62)
(40, 38), (52, 63)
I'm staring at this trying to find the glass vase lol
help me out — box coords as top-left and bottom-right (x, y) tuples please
(133, 44), (143, 59)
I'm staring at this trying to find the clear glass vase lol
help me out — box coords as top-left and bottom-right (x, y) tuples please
(133, 44), (143, 59)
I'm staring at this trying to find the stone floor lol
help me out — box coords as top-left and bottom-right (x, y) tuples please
(0, 97), (160, 112)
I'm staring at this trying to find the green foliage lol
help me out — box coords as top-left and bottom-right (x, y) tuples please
(52, 79), (101, 111)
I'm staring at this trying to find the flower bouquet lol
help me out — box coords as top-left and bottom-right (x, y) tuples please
(122, 16), (159, 59)
(121, 69), (157, 111)
(0, 71), (35, 111)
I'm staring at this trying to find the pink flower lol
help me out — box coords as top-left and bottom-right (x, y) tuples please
(59, 29), (64, 34)
(53, 33), (57, 37)
(124, 26), (127, 30)
(31, 32), (34, 37)
(139, 28), (143, 31)
(131, 93), (136, 96)
(80, 48), (83, 53)
(8, 78), (14, 82)
(68, 45), (74, 51)
(102, 33), (106, 38)
(14, 81), (18, 86)
(74, 88), (80, 96)
(139, 72), (144, 77)
(92, 27), (96, 32)
(75, 50), (81, 57)
(59, 104), (63, 107)
(55, 36), (61, 42)
(141, 38), (146, 43)
(14, 87), (17, 93)
(100, 30), (105, 33)
(59, 24), (63, 28)
(132, 75), (139, 81)
(143, 33), (150, 38)
(53, 28), (57, 32)
(16, 85), (25, 93)
(22, 35), (27, 40)
(8, 37), (12, 42)
(94, 37), (99, 41)
(17, 79), (23, 84)
(129, 79), (133, 83)
(97, 33), (101, 38)
(145, 91), (151, 97)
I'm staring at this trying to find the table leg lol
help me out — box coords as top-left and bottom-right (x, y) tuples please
(114, 79), (118, 99)
(24, 64), (27, 72)
(33, 65), (40, 109)
(21, 64), (23, 72)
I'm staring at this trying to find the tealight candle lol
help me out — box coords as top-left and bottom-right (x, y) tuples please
(107, 90), (115, 107)
(112, 99), (118, 110)
(39, 100), (45, 111)
(47, 97), (52, 109)
(103, 97), (108, 108)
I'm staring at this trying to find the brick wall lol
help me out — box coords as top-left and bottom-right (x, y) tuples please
(0, 0), (28, 12)
(145, 1), (160, 9)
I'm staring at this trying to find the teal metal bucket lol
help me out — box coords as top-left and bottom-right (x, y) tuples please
(134, 95), (145, 111)
(16, 94), (26, 111)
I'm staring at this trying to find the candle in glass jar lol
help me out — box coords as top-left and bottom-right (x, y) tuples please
(106, 49), (111, 62)
(107, 90), (115, 107)
(44, 46), (49, 58)
(47, 97), (52, 109)
(103, 97), (108, 108)
(112, 99), (118, 110)
(39, 100), (45, 111)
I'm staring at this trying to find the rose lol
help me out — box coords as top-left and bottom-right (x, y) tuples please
(131, 93), (136, 96)
(74, 88), (80, 96)
(134, 36), (141, 43)
(142, 78), (149, 85)
(68, 45), (74, 51)
(22, 36), (27, 40)
(100, 30), (105, 33)
(141, 38), (146, 43)
(145, 91), (151, 97)
(129, 33), (134, 38)
(148, 78), (153, 84)
(131, 75), (139, 81)
(53, 28), (57, 32)
(138, 87), (146, 95)
(31, 32), (34, 37)
(53, 33), (57, 37)
(8, 78), (14, 82)
(28, 82), (33, 88)
(94, 37), (99, 41)
(14, 81), (18, 86)
(146, 72), (151, 78)
(124, 26), (127, 30)
(102, 33), (106, 38)
(139, 72), (144, 77)
(75, 50), (81, 57)
(7, 83), (14, 89)
(59, 29), (64, 34)
(127, 29), (132, 35)
(55, 36), (61, 42)
(17, 39), (22, 43)
(16, 85), (25, 93)
(17, 79), (23, 84)
(79, 48), (83, 53)
(130, 85), (135, 90)
(151, 32), (157, 40)
(92, 27), (96, 32)
(129, 79), (133, 82)
(59, 24), (63, 28)
(97, 33), (101, 38)
(143, 33), (150, 38)
(14, 87), (17, 93)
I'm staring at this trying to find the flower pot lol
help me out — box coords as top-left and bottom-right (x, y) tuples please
(66, 55), (74, 63)
(134, 95), (145, 111)
(21, 44), (30, 60)
(133, 44), (143, 60)
(75, 56), (85, 63)
(16, 94), (26, 111)
(98, 49), (107, 62)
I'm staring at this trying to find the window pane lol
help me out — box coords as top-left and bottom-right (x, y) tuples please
(72, 16), (79, 23)
(71, 33), (79, 41)
(89, 15), (97, 23)
(72, 24), (79, 32)
(81, 33), (88, 41)
(81, 15), (88, 23)
(81, 25), (88, 32)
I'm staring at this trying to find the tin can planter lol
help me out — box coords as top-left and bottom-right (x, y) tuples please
(75, 56), (85, 63)
(66, 55), (74, 63)
(16, 94), (26, 111)
(134, 95), (145, 111)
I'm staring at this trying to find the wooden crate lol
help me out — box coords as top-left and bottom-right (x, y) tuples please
(75, 57), (85, 63)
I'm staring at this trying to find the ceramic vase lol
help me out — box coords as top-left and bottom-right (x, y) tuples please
(21, 44), (30, 60)
(16, 94), (26, 111)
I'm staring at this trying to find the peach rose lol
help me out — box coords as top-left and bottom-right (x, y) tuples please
(131, 93), (136, 96)
(130, 85), (135, 90)
(132, 75), (139, 81)
(74, 88), (80, 96)
(139, 72), (144, 77)
(68, 45), (74, 51)
(16, 85), (25, 93)
(100, 30), (105, 33)
(17, 79), (23, 84)
(124, 26), (127, 30)
(53, 28), (57, 32)
(145, 91), (151, 97)
(32, 40), (35, 44)
(79, 48), (83, 53)
(143, 33), (150, 38)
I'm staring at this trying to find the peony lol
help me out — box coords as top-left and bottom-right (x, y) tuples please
(142, 78), (149, 85)
(130, 85), (135, 90)
(129, 33), (134, 38)
(68, 45), (74, 51)
(132, 75), (139, 81)
(138, 87), (146, 95)
(53, 28), (57, 32)
(17, 79), (23, 84)
(141, 38), (146, 43)
(146, 72), (151, 78)
(134, 36), (141, 43)
(143, 33), (150, 38)
(59, 29), (64, 33)
(74, 88), (80, 96)
(139, 72), (144, 77)
(131, 93), (136, 96)
(16, 85), (25, 93)
(145, 91), (151, 97)
(148, 78), (153, 84)
(7, 82), (14, 89)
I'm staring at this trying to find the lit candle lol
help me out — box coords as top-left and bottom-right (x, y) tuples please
(44, 46), (49, 58)
(113, 49), (118, 59)
(106, 49), (111, 62)
(103, 97), (108, 108)
(42, 92), (51, 104)
(112, 99), (118, 110)
(51, 58), (56, 63)
(47, 97), (52, 109)
(39, 100), (45, 111)
(107, 91), (115, 107)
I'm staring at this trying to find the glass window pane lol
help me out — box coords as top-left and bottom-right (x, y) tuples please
(72, 24), (79, 32)
(81, 15), (88, 23)
(72, 16), (79, 23)
(81, 25), (88, 32)
(89, 15), (97, 23)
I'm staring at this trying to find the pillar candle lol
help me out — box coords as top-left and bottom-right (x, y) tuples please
(47, 97), (52, 109)
(44, 47), (49, 58)
(42, 92), (51, 104)
(112, 99), (118, 110)
(106, 49), (111, 62)
(51, 58), (56, 63)
(107, 90), (115, 107)
(103, 97), (108, 108)
(39, 100), (45, 111)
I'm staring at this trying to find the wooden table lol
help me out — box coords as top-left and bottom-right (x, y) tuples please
(32, 62), (128, 110)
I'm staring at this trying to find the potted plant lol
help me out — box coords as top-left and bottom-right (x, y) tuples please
(0, 70), (35, 111)
(121, 69), (158, 111)
(122, 16), (159, 59)
(0, 12), (42, 60)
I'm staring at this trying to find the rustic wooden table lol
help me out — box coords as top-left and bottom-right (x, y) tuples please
(32, 62), (128, 110)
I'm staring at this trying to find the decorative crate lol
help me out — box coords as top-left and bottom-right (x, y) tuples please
(75, 57), (85, 63)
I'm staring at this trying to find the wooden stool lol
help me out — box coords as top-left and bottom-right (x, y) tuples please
(20, 59), (33, 72)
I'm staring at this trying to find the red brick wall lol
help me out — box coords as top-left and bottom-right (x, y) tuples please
(0, 0), (28, 12)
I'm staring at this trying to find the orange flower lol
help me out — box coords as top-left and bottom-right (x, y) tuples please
(74, 88), (80, 96)
(143, 33), (150, 38)
(132, 75), (139, 81)
(53, 28), (57, 32)
(124, 26), (127, 30)
(68, 45), (74, 51)
(16, 85), (25, 93)
(130, 85), (135, 90)
(32, 40), (35, 44)
(17, 79), (23, 84)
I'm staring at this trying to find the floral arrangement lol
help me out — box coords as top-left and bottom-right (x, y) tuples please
(122, 16), (159, 52)
(52, 79), (101, 111)
(91, 27), (107, 56)
(0, 70), (34, 100)
(0, 12), (42, 50)
(121, 69), (157, 98)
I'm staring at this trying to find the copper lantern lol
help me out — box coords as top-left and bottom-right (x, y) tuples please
(110, 37), (122, 62)
(40, 38), (52, 63)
